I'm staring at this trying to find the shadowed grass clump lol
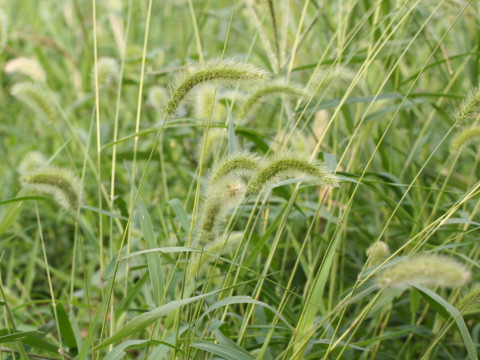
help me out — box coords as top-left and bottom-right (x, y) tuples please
(376, 254), (471, 289)
(163, 59), (269, 118)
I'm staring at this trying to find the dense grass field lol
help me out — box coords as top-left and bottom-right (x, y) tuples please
(0, 0), (479, 359)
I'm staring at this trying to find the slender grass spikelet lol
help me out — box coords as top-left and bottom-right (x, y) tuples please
(198, 176), (246, 243)
(247, 155), (339, 194)
(163, 59), (269, 118)
(11, 82), (57, 122)
(4, 57), (47, 82)
(455, 85), (480, 125)
(376, 254), (471, 289)
(20, 165), (84, 212)
(240, 80), (310, 119)
(456, 284), (480, 314)
(18, 151), (47, 175)
(92, 57), (119, 90)
(450, 126), (480, 153)
(208, 151), (262, 185)
(366, 241), (390, 266)
(0, 8), (7, 52)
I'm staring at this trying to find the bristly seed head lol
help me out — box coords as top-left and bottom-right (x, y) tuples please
(247, 154), (339, 194)
(240, 80), (310, 119)
(5, 57), (47, 82)
(456, 284), (480, 314)
(198, 176), (246, 243)
(18, 151), (48, 175)
(376, 253), (471, 289)
(20, 164), (84, 213)
(208, 151), (262, 185)
(366, 241), (390, 267)
(163, 58), (269, 118)
(450, 126), (480, 153)
(455, 85), (480, 125)
(93, 57), (119, 90)
(11, 82), (57, 122)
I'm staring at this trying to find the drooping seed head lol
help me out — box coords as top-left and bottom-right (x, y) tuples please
(247, 154), (339, 194)
(208, 151), (262, 185)
(18, 151), (48, 175)
(20, 165), (84, 212)
(147, 85), (169, 114)
(376, 253), (471, 289)
(11, 82), (57, 122)
(198, 176), (246, 243)
(92, 57), (119, 90)
(240, 80), (310, 119)
(455, 85), (480, 125)
(450, 126), (480, 153)
(163, 58), (269, 118)
(366, 241), (390, 266)
(456, 284), (480, 314)
(4, 57), (47, 82)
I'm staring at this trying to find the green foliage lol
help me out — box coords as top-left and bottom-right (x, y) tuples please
(0, 1), (479, 359)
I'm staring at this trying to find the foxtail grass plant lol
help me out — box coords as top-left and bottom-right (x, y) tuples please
(239, 80), (310, 119)
(450, 126), (480, 153)
(4, 57), (46, 82)
(197, 175), (246, 243)
(366, 241), (390, 266)
(2, 1), (480, 359)
(247, 154), (339, 194)
(457, 284), (480, 314)
(163, 59), (269, 118)
(455, 85), (480, 125)
(11, 82), (57, 122)
(92, 57), (119, 90)
(376, 253), (471, 289)
(207, 151), (262, 185)
(19, 153), (84, 213)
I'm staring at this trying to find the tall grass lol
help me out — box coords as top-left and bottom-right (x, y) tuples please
(0, 0), (479, 359)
